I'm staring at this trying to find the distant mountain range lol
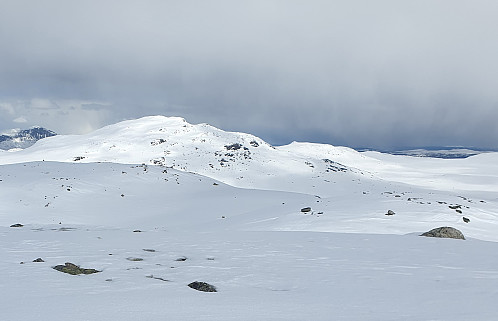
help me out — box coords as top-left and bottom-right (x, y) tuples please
(0, 127), (57, 150)
(387, 148), (487, 159)
(1, 116), (496, 197)
(0, 122), (494, 160)
(358, 147), (497, 159)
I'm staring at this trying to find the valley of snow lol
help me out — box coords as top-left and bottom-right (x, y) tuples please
(2, 116), (498, 320)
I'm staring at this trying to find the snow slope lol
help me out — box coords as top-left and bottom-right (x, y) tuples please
(2, 116), (496, 194)
(2, 116), (498, 320)
(0, 116), (372, 195)
(5, 227), (498, 321)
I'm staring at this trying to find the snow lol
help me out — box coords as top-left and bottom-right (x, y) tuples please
(5, 228), (498, 321)
(2, 115), (498, 320)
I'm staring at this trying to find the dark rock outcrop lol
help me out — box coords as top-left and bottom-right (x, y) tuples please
(225, 143), (242, 151)
(10, 223), (23, 228)
(53, 262), (100, 275)
(188, 281), (217, 292)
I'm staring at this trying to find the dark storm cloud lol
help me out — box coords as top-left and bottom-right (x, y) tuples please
(1, 0), (498, 149)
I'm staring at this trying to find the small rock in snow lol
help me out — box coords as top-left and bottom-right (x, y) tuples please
(188, 281), (217, 292)
(10, 223), (24, 228)
(126, 257), (144, 261)
(53, 262), (100, 275)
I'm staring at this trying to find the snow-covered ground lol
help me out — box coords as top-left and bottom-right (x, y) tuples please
(2, 116), (498, 320)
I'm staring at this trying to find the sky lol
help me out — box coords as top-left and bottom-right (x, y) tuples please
(1, 0), (498, 150)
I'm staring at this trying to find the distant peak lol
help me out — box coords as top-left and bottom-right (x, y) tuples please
(0, 126), (57, 150)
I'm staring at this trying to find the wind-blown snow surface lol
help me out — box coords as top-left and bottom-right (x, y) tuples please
(2, 116), (498, 320)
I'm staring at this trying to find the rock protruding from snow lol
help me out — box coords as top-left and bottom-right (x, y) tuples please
(420, 227), (465, 240)
(10, 223), (23, 228)
(53, 262), (101, 275)
(188, 281), (217, 292)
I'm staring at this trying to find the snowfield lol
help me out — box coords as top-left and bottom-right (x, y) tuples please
(2, 116), (498, 320)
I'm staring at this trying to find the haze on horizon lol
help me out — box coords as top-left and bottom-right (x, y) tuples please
(1, 0), (497, 150)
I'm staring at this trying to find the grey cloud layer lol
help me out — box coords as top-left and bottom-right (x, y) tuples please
(1, 0), (497, 148)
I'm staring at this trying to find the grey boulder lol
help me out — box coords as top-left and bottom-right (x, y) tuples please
(420, 227), (465, 240)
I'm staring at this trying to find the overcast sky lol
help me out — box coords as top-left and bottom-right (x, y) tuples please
(1, 0), (497, 150)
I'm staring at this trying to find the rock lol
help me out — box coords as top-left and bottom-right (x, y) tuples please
(53, 262), (100, 275)
(33, 258), (45, 263)
(10, 223), (24, 228)
(301, 207), (312, 213)
(463, 217), (470, 223)
(188, 281), (217, 292)
(225, 143), (242, 151)
(126, 257), (143, 261)
(420, 227), (465, 240)
(386, 210), (395, 216)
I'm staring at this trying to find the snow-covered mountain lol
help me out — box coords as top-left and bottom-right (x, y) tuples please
(2, 115), (497, 237)
(2, 116), (496, 195)
(0, 116), (370, 195)
(0, 126), (56, 150)
(2, 115), (498, 321)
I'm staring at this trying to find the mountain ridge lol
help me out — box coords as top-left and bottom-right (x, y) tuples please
(0, 126), (56, 150)
(1, 115), (497, 196)
(0, 116), (367, 195)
